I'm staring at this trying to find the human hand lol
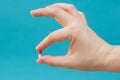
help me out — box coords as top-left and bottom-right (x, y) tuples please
(31, 3), (112, 71)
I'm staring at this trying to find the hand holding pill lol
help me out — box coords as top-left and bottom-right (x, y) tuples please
(31, 3), (120, 72)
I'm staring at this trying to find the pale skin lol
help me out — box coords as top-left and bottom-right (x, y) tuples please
(31, 3), (120, 72)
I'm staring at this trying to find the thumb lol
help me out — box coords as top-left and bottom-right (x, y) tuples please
(36, 28), (70, 50)
(37, 55), (72, 67)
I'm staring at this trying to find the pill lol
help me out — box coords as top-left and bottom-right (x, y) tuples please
(38, 50), (42, 58)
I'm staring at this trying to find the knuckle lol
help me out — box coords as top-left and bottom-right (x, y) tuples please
(63, 56), (74, 68)
(68, 24), (86, 37)
(48, 61), (56, 66)
(68, 4), (75, 9)
(52, 3), (59, 6)
(44, 56), (56, 66)
(64, 28), (72, 39)
(53, 7), (61, 12)
(45, 6), (62, 14)
(48, 32), (56, 42)
(45, 5), (50, 8)
(79, 12), (84, 16)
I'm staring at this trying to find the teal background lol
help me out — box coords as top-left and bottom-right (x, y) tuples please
(0, 0), (120, 80)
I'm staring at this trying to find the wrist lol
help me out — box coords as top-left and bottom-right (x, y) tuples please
(93, 41), (113, 71)
(103, 46), (120, 72)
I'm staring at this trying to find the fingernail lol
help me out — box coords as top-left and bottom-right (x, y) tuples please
(36, 58), (42, 64)
(30, 10), (34, 14)
(36, 58), (39, 63)
(36, 57), (44, 64)
(36, 46), (39, 50)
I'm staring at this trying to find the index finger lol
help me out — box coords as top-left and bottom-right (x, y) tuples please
(31, 6), (73, 27)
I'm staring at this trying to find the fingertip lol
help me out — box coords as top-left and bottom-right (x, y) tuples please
(37, 55), (49, 63)
(30, 10), (39, 17)
(36, 44), (42, 50)
(36, 43), (46, 50)
(36, 46), (39, 50)
(37, 57), (44, 63)
(30, 10), (33, 14)
(30, 10), (35, 16)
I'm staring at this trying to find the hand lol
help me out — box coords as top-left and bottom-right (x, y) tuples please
(31, 3), (112, 71)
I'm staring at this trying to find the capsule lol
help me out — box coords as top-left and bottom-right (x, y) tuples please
(38, 50), (42, 58)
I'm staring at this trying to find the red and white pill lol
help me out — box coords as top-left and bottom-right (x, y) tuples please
(38, 50), (42, 58)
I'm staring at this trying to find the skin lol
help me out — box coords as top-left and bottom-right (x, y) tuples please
(31, 3), (120, 72)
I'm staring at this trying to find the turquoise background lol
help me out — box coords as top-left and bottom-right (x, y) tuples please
(0, 0), (120, 80)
